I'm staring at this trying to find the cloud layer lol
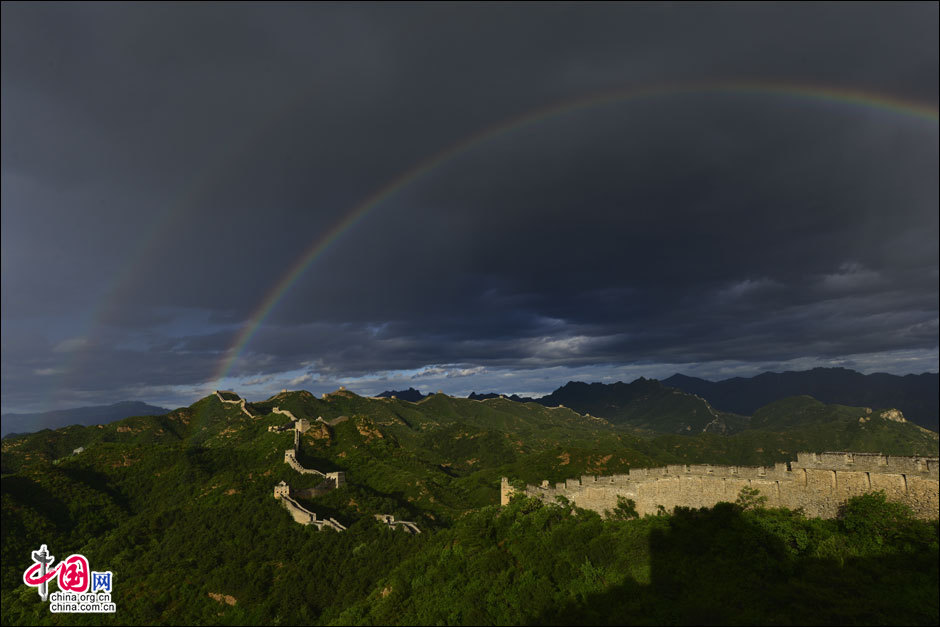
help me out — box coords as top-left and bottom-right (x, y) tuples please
(2, 4), (937, 411)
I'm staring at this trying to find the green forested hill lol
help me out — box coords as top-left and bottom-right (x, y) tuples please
(1, 389), (937, 625)
(335, 495), (938, 626)
(533, 378), (751, 433)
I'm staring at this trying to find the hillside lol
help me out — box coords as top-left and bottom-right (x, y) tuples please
(664, 368), (939, 431)
(334, 494), (938, 626)
(1, 389), (937, 625)
(640, 396), (938, 468)
(534, 379), (749, 434)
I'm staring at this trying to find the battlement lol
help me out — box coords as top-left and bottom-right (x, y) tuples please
(502, 452), (939, 520)
(273, 481), (291, 499)
(792, 452), (938, 475)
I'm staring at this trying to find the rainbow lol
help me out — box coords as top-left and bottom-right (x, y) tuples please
(210, 80), (938, 383)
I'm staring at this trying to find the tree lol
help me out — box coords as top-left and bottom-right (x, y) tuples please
(606, 495), (639, 520)
(735, 486), (767, 510)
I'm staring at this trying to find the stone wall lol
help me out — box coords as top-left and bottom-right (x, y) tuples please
(275, 491), (346, 531)
(271, 406), (298, 421)
(502, 452), (939, 520)
(374, 514), (421, 534)
(215, 391), (254, 419)
(283, 449), (346, 490)
(268, 398), (348, 527)
(284, 449), (326, 477)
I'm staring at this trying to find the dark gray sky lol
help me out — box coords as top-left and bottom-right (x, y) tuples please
(2, 3), (938, 412)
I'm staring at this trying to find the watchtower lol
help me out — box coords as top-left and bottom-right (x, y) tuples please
(273, 481), (290, 499)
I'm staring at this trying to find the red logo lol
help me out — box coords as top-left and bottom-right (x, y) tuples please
(23, 546), (93, 600)
(58, 555), (89, 593)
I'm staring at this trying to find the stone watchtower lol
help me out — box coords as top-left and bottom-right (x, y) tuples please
(273, 481), (290, 499)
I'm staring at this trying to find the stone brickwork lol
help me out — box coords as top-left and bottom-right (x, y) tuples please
(502, 452), (939, 520)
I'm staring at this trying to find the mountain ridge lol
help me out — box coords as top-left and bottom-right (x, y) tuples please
(664, 367), (939, 431)
(1, 400), (172, 437)
(3, 387), (936, 626)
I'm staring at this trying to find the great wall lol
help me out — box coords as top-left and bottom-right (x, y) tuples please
(215, 390), (940, 528)
(374, 514), (422, 534)
(273, 481), (347, 531)
(215, 390), (253, 418)
(217, 390), (420, 533)
(502, 452), (940, 519)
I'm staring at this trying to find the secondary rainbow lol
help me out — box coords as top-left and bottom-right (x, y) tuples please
(213, 80), (939, 383)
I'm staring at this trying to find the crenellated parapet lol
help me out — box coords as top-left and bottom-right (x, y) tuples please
(502, 452), (939, 520)
(792, 451), (939, 476)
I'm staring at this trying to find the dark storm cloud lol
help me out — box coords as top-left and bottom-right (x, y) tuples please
(2, 3), (937, 411)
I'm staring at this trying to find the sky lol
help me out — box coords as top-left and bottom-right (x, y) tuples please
(2, 3), (938, 413)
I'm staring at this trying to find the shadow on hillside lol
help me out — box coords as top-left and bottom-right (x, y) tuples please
(1, 475), (71, 528)
(529, 504), (939, 626)
(60, 467), (132, 514)
(304, 481), (435, 529)
(294, 448), (343, 473)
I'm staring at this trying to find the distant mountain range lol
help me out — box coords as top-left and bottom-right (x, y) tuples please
(451, 367), (939, 433)
(467, 392), (535, 403)
(27, 365), (929, 440)
(663, 367), (938, 431)
(530, 378), (748, 434)
(1, 401), (172, 437)
(376, 388), (428, 402)
(380, 389), (537, 404)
